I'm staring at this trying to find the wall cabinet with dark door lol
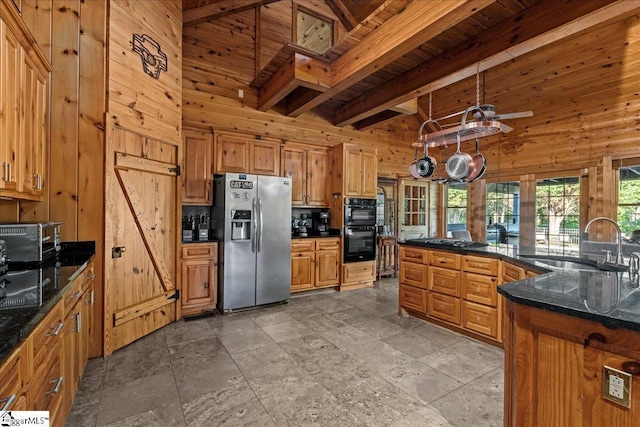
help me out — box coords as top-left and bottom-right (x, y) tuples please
(181, 242), (218, 316)
(281, 142), (330, 207)
(214, 131), (280, 176)
(182, 130), (213, 205)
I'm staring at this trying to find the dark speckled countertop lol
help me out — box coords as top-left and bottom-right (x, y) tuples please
(0, 241), (95, 363)
(400, 239), (640, 333)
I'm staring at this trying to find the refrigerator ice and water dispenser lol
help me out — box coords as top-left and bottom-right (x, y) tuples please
(230, 210), (252, 240)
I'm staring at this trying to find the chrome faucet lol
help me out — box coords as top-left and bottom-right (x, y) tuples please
(583, 216), (624, 265)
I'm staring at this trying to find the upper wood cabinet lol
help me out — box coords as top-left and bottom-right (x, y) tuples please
(214, 131), (280, 176)
(182, 130), (213, 205)
(0, 10), (49, 201)
(331, 143), (377, 199)
(281, 142), (329, 207)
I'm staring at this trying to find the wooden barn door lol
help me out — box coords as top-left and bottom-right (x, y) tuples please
(104, 124), (179, 355)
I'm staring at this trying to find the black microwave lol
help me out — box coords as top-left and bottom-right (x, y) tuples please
(0, 222), (63, 264)
(344, 198), (376, 225)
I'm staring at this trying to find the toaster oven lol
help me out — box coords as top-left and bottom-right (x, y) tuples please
(0, 222), (63, 264)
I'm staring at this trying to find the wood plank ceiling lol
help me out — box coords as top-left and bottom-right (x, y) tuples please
(183, 0), (640, 134)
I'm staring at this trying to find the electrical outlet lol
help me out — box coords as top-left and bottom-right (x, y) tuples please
(238, 89), (244, 98)
(602, 366), (632, 408)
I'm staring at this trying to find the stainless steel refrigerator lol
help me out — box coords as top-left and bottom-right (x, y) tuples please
(213, 173), (292, 312)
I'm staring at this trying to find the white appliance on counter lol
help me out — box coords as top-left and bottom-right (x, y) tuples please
(212, 173), (292, 312)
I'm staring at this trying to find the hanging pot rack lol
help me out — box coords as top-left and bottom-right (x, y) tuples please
(419, 105), (502, 148)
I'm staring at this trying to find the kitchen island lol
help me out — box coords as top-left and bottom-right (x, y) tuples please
(399, 239), (640, 425)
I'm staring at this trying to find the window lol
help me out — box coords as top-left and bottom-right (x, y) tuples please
(446, 182), (467, 236)
(486, 181), (520, 245)
(535, 176), (580, 255)
(403, 183), (426, 226)
(617, 165), (640, 237)
(294, 7), (334, 54)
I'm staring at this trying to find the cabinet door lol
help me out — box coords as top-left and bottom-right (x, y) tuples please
(316, 249), (339, 287)
(62, 301), (81, 416)
(183, 132), (213, 205)
(399, 261), (428, 289)
(344, 148), (362, 196)
(292, 250), (314, 291)
(181, 259), (217, 311)
(0, 344), (27, 411)
(281, 145), (306, 205)
(306, 148), (329, 206)
(0, 22), (21, 193)
(361, 150), (377, 198)
(80, 283), (94, 373)
(428, 292), (461, 324)
(250, 139), (279, 176)
(428, 266), (461, 297)
(215, 133), (249, 173)
(400, 284), (427, 313)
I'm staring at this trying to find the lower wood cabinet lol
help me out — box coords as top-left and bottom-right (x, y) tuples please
(341, 260), (375, 290)
(399, 284), (427, 313)
(427, 292), (461, 325)
(504, 301), (640, 426)
(181, 242), (218, 316)
(291, 238), (339, 292)
(461, 300), (497, 338)
(0, 261), (94, 426)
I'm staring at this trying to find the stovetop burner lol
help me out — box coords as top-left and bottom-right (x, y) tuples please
(405, 238), (489, 248)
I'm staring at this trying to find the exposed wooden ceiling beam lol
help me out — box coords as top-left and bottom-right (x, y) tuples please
(334, 0), (638, 127)
(353, 110), (402, 131)
(183, 0), (278, 26)
(284, 0), (495, 117)
(389, 99), (417, 115)
(258, 52), (331, 111)
(325, 0), (357, 31)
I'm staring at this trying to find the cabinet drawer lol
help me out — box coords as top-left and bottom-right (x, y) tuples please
(428, 292), (460, 325)
(292, 239), (315, 252)
(0, 345), (26, 411)
(400, 262), (428, 289)
(462, 272), (498, 307)
(182, 243), (217, 260)
(428, 266), (461, 297)
(28, 340), (63, 417)
(503, 262), (525, 283)
(400, 246), (427, 264)
(400, 284), (427, 313)
(463, 255), (499, 276)
(342, 261), (375, 283)
(316, 238), (339, 251)
(31, 302), (63, 369)
(462, 301), (498, 338)
(429, 251), (461, 270)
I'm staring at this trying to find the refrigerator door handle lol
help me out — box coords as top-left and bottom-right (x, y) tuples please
(252, 197), (257, 253)
(258, 197), (264, 252)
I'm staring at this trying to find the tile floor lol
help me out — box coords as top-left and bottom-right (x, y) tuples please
(66, 278), (505, 426)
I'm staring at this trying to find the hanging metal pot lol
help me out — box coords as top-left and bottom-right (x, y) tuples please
(446, 134), (475, 180)
(466, 139), (487, 182)
(416, 119), (439, 178)
(409, 146), (420, 178)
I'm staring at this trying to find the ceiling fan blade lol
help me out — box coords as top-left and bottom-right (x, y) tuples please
(500, 123), (514, 133)
(493, 111), (533, 120)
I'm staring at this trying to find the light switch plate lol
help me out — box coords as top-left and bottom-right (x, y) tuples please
(602, 365), (632, 408)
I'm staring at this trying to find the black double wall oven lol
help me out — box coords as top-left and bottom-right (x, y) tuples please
(343, 198), (377, 263)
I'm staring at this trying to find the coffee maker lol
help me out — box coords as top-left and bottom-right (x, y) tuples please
(312, 211), (330, 236)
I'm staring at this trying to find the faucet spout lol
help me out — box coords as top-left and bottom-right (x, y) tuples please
(583, 216), (624, 265)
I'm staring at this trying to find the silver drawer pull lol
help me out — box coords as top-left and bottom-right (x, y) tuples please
(46, 377), (63, 394)
(74, 312), (82, 332)
(0, 394), (16, 411)
(47, 322), (63, 337)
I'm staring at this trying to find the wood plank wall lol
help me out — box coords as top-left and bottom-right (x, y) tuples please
(183, 7), (416, 177)
(108, 0), (182, 146)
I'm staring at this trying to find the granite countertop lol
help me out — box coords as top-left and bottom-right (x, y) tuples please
(0, 241), (96, 362)
(400, 239), (640, 332)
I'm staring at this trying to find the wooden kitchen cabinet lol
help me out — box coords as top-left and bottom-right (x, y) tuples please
(0, 14), (49, 200)
(215, 131), (279, 176)
(281, 142), (329, 206)
(331, 143), (377, 199)
(182, 130), (213, 205)
(181, 242), (218, 316)
(0, 343), (27, 411)
(399, 246), (428, 314)
(291, 238), (340, 292)
(504, 301), (640, 426)
(341, 260), (375, 290)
